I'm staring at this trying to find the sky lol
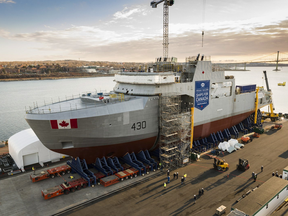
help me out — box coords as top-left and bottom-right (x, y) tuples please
(0, 0), (288, 62)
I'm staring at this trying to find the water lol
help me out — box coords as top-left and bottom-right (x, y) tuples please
(0, 67), (287, 141)
(0, 77), (115, 141)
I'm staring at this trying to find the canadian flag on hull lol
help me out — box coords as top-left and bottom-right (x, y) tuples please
(50, 119), (78, 129)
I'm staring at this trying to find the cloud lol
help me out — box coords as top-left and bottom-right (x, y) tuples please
(0, 0), (15, 3)
(0, 8), (287, 62)
(1, 26), (121, 46)
(168, 19), (288, 62)
(112, 5), (149, 20)
(0, 29), (10, 37)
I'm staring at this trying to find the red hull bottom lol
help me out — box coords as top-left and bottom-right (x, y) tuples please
(54, 137), (158, 164)
(53, 111), (254, 164)
(193, 111), (254, 140)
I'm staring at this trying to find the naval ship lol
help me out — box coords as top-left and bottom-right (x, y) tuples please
(25, 55), (272, 164)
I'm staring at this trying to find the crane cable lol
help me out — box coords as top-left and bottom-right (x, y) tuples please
(202, 0), (206, 47)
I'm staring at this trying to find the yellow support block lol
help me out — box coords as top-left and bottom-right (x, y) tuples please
(190, 107), (194, 149)
(254, 87), (259, 124)
(109, 94), (117, 98)
(269, 103), (274, 115)
(117, 93), (124, 102)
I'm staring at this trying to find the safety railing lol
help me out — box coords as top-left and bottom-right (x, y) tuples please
(26, 92), (129, 114)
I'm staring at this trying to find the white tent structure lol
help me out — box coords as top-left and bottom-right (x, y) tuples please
(8, 129), (67, 171)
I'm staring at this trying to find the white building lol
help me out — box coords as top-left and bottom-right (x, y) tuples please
(84, 68), (97, 73)
(282, 166), (288, 180)
(8, 129), (67, 171)
(109, 69), (121, 74)
(231, 177), (288, 216)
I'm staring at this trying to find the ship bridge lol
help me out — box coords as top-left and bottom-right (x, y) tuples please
(115, 72), (175, 85)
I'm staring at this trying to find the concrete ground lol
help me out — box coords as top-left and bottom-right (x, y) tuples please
(0, 120), (287, 216)
(67, 120), (288, 216)
(0, 158), (161, 216)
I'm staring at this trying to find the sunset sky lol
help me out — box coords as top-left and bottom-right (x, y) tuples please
(0, 0), (287, 62)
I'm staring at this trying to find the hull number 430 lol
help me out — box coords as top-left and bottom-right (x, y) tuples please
(131, 121), (146, 130)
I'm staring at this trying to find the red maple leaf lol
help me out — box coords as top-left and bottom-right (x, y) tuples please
(59, 120), (69, 127)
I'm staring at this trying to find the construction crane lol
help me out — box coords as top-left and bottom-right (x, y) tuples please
(262, 70), (279, 122)
(150, 0), (174, 59)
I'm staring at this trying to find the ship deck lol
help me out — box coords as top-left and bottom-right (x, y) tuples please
(27, 94), (137, 114)
(0, 120), (287, 216)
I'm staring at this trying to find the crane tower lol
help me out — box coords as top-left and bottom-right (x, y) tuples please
(150, 0), (174, 59)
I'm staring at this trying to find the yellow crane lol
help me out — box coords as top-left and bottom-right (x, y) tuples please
(262, 70), (279, 122)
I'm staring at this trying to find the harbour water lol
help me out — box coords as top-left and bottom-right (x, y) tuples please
(0, 66), (287, 141)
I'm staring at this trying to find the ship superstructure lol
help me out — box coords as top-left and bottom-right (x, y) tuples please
(25, 55), (272, 164)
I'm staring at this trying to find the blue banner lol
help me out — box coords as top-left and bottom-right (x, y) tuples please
(195, 80), (210, 110)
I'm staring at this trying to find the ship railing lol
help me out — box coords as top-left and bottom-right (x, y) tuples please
(186, 55), (211, 63)
(155, 57), (178, 63)
(25, 93), (81, 114)
(25, 92), (130, 114)
(212, 65), (225, 72)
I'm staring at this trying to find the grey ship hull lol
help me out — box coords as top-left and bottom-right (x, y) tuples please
(26, 94), (256, 164)
(26, 96), (160, 164)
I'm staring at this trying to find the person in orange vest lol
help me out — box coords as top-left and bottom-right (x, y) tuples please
(32, 166), (35, 174)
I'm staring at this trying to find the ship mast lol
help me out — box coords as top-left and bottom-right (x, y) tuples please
(275, 51), (280, 71)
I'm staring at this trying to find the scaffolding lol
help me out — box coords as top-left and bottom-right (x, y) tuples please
(159, 95), (191, 168)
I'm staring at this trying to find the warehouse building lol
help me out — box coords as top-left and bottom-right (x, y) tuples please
(8, 129), (66, 171)
(231, 177), (288, 216)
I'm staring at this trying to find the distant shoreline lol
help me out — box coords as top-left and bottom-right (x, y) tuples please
(0, 74), (114, 82)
